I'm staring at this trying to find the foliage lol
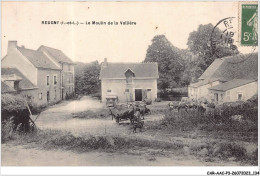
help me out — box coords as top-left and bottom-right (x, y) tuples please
(1, 94), (35, 137)
(144, 35), (185, 89)
(158, 87), (188, 100)
(1, 94), (27, 112)
(187, 24), (239, 81)
(75, 61), (101, 95)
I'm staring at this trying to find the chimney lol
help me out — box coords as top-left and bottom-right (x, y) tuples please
(102, 58), (108, 68)
(8, 41), (17, 53)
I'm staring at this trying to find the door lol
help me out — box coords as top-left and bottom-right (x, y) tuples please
(62, 89), (64, 100)
(135, 89), (142, 101)
(47, 91), (50, 102)
(214, 93), (218, 102)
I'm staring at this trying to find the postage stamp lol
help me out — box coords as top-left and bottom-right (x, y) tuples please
(240, 3), (258, 46)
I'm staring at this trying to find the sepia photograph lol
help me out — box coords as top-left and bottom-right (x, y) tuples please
(1, 1), (259, 174)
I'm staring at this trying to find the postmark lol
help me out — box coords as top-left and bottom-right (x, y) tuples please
(210, 17), (238, 58)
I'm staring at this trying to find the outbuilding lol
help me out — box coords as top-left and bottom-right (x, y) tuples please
(99, 59), (159, 103)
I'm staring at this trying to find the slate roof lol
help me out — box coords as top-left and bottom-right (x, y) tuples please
(1, 81), (16, 93)
(208, 79), (257, 91)
(99, 62), (159, 79)
(38, 45), (74, 64)
(17, 47), (61, 70)
(1, 68), (38, 90)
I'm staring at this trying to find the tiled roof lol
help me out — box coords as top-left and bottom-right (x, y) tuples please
(1, 81), (16, 93)
(17, 47), (61, 70)
(99, 62), (159, 79)
(38, 45), (73, 64)
(1, 67), (38, 90)
(209, 79), (257, 91)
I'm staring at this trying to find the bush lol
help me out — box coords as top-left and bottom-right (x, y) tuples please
(155, 98), (161, 102)
(143, 99), (152, 105)
(158, 87), (188, 101)
(1, 94), (27, 113)
(1, 94), (32, 133)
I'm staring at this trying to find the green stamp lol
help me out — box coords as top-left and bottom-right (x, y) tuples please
(241, 4), (258, 46)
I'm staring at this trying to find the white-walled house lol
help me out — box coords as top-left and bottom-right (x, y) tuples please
(38, 46), (75, 99)
(99, 59), (159, 103)
(188, 53), (258, 103)
(208, 79), (258, 103)
(2, 41), (75, 106)
(188, 78), (226, 100)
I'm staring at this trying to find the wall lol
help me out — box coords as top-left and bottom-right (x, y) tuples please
(39, 48), (75, 99)
(2, 48), (38, 85)
(209, 81), (258, 103)
(61, 63), (75, 99)
(101, 78), (157, 102)
(189, 81), (221, 100)
(197, 81), (221, 99)
(227, 81), (258, 102)
(33, 69), (61, 106)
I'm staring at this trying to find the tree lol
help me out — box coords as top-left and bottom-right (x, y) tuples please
(187, 24), (239, 73)
(75, 61), (101, 95)
(144, 35), (185, 90)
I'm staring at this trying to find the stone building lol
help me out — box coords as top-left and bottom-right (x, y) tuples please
(1, 41), (74, 106)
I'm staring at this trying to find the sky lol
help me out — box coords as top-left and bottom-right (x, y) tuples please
(1, 2), (256, 63)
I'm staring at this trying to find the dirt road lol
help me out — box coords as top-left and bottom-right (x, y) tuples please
(34, 96), (164, 137)
(2, 97), (245, 166)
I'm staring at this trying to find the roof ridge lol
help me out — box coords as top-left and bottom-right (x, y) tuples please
(17, 46), (39, 53)
(40, 45), (62, 52)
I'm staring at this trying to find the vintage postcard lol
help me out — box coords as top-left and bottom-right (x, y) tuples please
(1, 1), (259, 175)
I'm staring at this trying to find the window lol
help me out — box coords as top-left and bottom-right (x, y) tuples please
(107, 89), (111, 93)
(126, 76), (133, 84)
(53, 76), (57, 85)
(125, 89), (129, 92)
(147, 89), (151, 92)
(54, 90), (57, 100)
(238, 93), (242, 100)
(47, 76), (50, 86)
(39, 93), (42, 100)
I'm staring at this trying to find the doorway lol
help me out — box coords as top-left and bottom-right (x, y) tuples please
(47, 91), (50, 102)
(214, 93), (218, 102)
(62, 89), (64, 100)
(135, 89), (142, 101)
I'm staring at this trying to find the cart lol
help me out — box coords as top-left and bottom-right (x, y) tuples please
(106, 94), (118, 107)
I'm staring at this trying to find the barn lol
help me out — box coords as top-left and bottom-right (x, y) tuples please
(188, 53), (258, 103)
(99, 59), (159, 103)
